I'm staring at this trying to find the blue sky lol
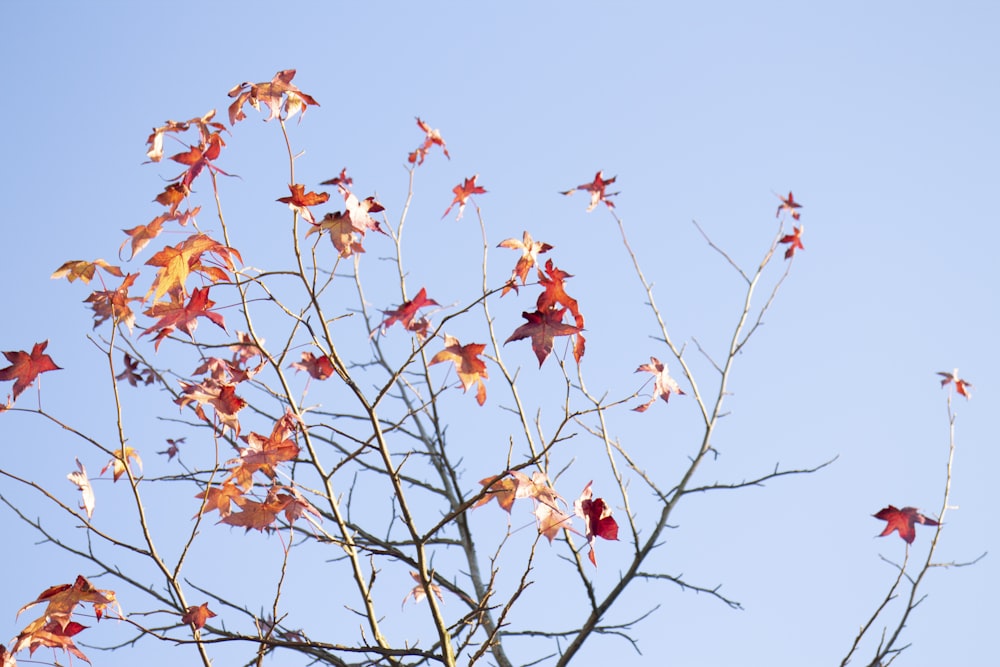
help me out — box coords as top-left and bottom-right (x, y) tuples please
(1, 2), (997, 665)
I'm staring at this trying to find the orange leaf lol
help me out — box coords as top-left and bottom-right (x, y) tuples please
(51, 259), (124, 284)
(561, 170), (618, 211)
(430, 335), (488, 405)
(0, 340), (61, 401)
(441, 174), (486, 220)
(181, 602), (217, 630)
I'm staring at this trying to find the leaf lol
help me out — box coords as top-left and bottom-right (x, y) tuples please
(290, 351), (336, 381)
(561, 170), (618, 211)
(51, 259), (124, 284)
(319, 167), (353, 189)
(574, 481), (619, 566)
(535, 259), (585, 363)
(442, 174), (486, 220)
(633, 356), (684, 412)
(938, 368), (972, 399)
(408, 116), (450, 165)
(779, 225), (804, 259)
(170, 132), (230, 187)
(158, 437), (185, 461)
(344, 191), (386, 235)
(402, 571), (444, 607)
(13, 619), (89, 664)
(141, 286), (226, 349)
(472, 475), (518, 513)
(226, 417), (301, 491)
(175, 379), (246, 437)
(497, 231), (553, 290)
(84, 273), (142, 331)
(504, 308), (582, 367)
(379, 287), (439, 339)
(195, 480), (243, 518)
(277, 183), (330, 225)
(144, 233), (241, 303)
(776, 191), (802, 220)
(101, 446), (142, 482)
(429, 335), (488, 405)
(181, 603), (216, 630)
(0, 340), (61, 401)
(66, 458), (95, 519)
(115, 353), (154, 387)
(309, 211), (366, 257)
(227, 69), (319, 124)
(873, 505), (939, 544)
(533, 501), (573, 543)
(17, 575), (115, 628)
(145, 110), (223, 162)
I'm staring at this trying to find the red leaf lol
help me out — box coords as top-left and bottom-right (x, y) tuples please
(0, 340), (61, 401)
(633, 356), (684, 412)
(227, 69), (319, 124)
(873, 505), (939, 544)
(379, 287), (439, 338)
(938, 368), (972, 399)
(290, 351), (336, 381)
(277, 183), (330, 225)
(429, 335), (488, 405)
(142, 286), (227, 347)
(498, 231), (553, 291)
(779, 225), (805, 259)
(472, 475), (518, 513)
(776, 191), (802, 220)
(442, 174), (486, 220)
(408, 117), (450, 165)
(504, 308), (582, 367)
(181, 602), (216, 630)
(561, 170), (618, 212)
(574, 481), (619, 566)
(175, 379), (246, 437)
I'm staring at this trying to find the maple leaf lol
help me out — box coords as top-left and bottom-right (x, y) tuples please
(67, 458), (95, 520)
(230, 331), (262, 364)
(85, 273), (142, 331)
(574, 481), (619, 566)
(776, 191), (802, 220)
(145, 233), (241, 303)
(498, 231), (553, 290)
(402, 571), (444, 607)
(873, 505), (939, 544)
(13, 619), (89, 664)
(115, 353), (154, 386)
(101, 446), (142, 482)
(51, 259), (124, 284)
(938, 368), (972, 399)
(442, 174), (487, 220)
(226, 419), (301, 490)
(17, 575), (115, 628)
(344, 191), (387, 235)
(309, 211), (366, 257)
(779, 225), (805, 259)
(145, 110), (224, 162)
(535, 259), (586, 362)
(408, 117), (450, 165)
(379, 287), (439, 338)
(472, 475), (519, 513)
(227, 69), (319, 124)
(155, 182), (190, 213)
(120, 208), (201, 260)
(504, 308), (582, 367)
(0, 340), (61, 401)
(534, 501), (573, 543)
(158, 437), (185, 461)
(219, 485), (317, 532)
(429, 335), (488, 405)
(181, 603), (216, 630)
(561, 171), (618, 211)
(277, 183), (330, 225)
(195, 480), (244, 518)
(170, 132), (230, 188)
(175, 379), (246, 437)
(633, 356), (684, 412)
(142, 286), (226, 349)
(320, 167), (353, 189)
(290, 351), (336, 381)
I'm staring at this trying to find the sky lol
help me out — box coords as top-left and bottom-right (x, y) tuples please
(1, 1), (997, 666)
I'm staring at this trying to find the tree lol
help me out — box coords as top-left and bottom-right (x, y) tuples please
(0, 69), (979, 667)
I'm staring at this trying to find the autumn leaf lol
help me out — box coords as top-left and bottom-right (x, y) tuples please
(101, 446), (142, 482)
(181, 603), (216, 630)
(85, 273), (142, 331)
(402, 571), (444, 607)
(142, 286), (227, 349)
(195, 480), (244, 518)
(938, 368), (972, 399)
(504, 308), (582, 367)
(408, 116), (450, 165)
(379, 287), (439, 338)
(277, 183), (330, 225)
(320, 167), (353, 189)
(219, 485), (318, 532)
(226, 418), (301, 491)
(309, 211), (366, 257)
(290, 351), (336, 381)
(508, 468), (571, 541)
(115, 353), (154, 386)
(497, 231), (553, 290)
(51, 259), (124, 284)
(561, 170), (618, 212)
(227, 69), (319, 124)
(145, 233), (241, 303)
(13, 619), (89, 664)
(873, 505), (939, 544)
(534, 501), (573, 543)
(175, 379), (246, 437)
(574, 481), (619, 566)
(170, 132), (230, 188)
(776, 191), (802, 220)
(779, 225), (804, 259)
(17, 575), (115, 628)
(442, 174), (486, 220)
(67, 458), (95, 520)
(429, 335), (488, 405)
(155, 182), (190, 212)
(146, 110), (224, 162)
(633, 356), (684, 412)
(344, 191), (386, 235)
(158, 437), (185, 461)
(0, 340), (61, 401)
(472, 475), (518, 513)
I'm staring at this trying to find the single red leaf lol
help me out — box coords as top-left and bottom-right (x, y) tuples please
(442, 174), (486, 220)
(498, 231), (553, 290)
(379, 287), (439, 338)
(175, 379), (246, 437)
(561, 170), (618, 211)
(873, 505), (939, 544)
(938, 369), (972, 399)
(505, 308), (582, 367)
(290, 351), (336, 381)
(277, 183), (330, 225)
(574, 481), (619, 566)
(776, 191), (802, 220)
(429, 335), (488, 405)
(181, 602), (216, 630)
(408, 116), (450, 165)
(85, 273), (142, 331)
(0, 340), (61, 401)
(142, 286), (227, 347)
(779, 225), (805, 259)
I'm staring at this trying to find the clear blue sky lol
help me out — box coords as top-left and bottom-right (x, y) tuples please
(1, 2), (997, 665)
